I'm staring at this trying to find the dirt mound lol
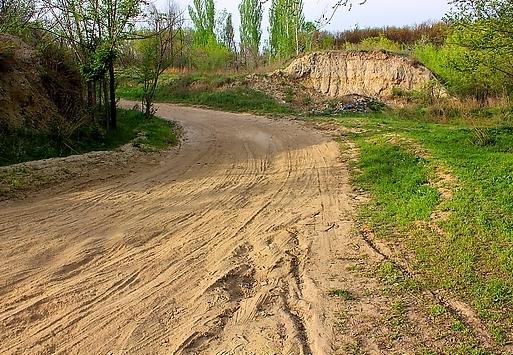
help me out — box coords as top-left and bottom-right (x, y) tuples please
(283, 50), (444, 99)
(0, 34), (82, 132)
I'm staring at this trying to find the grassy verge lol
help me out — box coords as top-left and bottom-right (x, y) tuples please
(117, 73), (293, 116)
(324, 110), (513, 346)
(0, 109), (178, 166)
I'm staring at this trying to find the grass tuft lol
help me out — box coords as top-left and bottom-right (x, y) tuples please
(328, 289), (356, 300)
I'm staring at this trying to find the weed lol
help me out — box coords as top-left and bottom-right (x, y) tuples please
(328, 289), (355, 300)
(378, 261), (404, 285)
(451, 320), (466, 332)
(429, 304), (447, 317)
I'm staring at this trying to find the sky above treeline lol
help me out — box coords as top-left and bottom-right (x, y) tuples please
(161, 0), (451, 41)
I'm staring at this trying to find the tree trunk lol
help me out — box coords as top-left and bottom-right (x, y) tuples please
(87, 81), (94, 107)
(108, 57), (117, 130)
(103, 79), (109, 131)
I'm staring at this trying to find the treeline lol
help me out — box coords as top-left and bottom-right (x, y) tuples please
(332, 22), (448, 47)
(1, 0), (512, 129)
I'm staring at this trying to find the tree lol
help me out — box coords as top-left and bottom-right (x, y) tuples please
(134, 2), (183, 118)
(0, 0), (35, 34)
(447, 0), (513, 77)
(239, 0), (262, 65)
(269, 0), (304, 59)
(188, 0), (215, 45)
(446, 0), (513, 99)
(41, 0), (144, 129)
(221, 12), (235, 53)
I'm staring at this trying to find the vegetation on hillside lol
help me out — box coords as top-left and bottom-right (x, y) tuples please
(0, 109), (177, 166)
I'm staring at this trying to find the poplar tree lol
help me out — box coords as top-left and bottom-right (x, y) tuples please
(239, 0), (263, 64)
(222, 13), (235, 53)
(269, 0), (304, 59)
(188, 0), (215, 45)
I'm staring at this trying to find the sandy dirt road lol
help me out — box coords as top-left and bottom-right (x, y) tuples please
(0, 103), (378, 354)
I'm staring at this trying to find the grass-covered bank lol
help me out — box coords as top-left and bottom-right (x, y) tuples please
(324, 111), (513, 346)
(0, 109), (178, 166)
(117, 73), (294, 116)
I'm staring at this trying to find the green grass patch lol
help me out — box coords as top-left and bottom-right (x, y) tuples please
(328, 289), (355, 300)
(117, 74), (293, 116)
(328, 109), (513, 345)
(0, 109), (177, 166)
(356, 138), (439, 233)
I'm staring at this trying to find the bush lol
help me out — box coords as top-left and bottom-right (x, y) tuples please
(352, 35), (404, 52)
(334, 22), (448, 48)
(414, 33), (512, 100)
(190, 36), (233, 71)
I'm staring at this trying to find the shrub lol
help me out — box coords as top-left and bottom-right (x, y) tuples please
(334, 22), (448, 48)
(355, 35), (403, 52)
(415, 33), (512, 100)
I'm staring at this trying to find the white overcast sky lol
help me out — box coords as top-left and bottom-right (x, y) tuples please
(160, 0), (451, 41)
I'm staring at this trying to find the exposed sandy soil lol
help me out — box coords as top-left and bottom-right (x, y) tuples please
(0, 104), (489, 354)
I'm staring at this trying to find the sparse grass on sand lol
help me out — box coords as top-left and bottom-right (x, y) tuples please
(319, 110), (513, 346)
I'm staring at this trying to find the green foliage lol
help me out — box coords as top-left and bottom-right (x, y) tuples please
(188, 0), (215, 45)
(130, 4), (182, 117)
(0, 0), (34, 35)
(0, 109), (177, 166)
(351, 35), (403, 52)
(239, 0), (263, 63)
(190, 35), (232, 71)
(269, 0), (304, 59)
(312, 31), (336, 51)
(414, 36), (509, 99)
(186, 0), (232, 71)
(80, 43), (112, 82)
(443, 0), (513, 98)
(118, 74), (293, 115)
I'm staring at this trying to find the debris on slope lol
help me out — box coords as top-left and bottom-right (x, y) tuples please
(242, 73), (387, 115)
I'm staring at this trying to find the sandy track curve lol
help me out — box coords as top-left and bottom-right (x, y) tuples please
(0, 104), (360, 354)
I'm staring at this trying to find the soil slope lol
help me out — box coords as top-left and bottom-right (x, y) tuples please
(284, 50), (444, 99)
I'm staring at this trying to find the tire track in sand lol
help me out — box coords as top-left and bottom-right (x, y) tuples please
(1, 103), (358, 354)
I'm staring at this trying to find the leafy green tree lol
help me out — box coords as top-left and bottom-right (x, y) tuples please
(239, 0), (263, 65)
(269, 0), (304, 59)
(134, 3), (183, 118)
(188, 0), (215, 45)
(41, 0), (144, 129)
(447, 0), (513, 97)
